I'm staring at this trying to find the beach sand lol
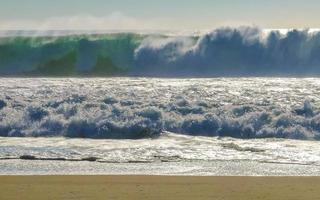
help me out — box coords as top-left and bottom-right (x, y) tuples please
(1, 176), (320, 200)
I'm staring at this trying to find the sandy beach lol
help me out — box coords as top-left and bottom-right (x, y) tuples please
(1, 176), (320, 200)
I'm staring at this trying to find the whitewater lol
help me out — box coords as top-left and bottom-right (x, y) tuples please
(1, 77), (320, 175)
(1, 26), (320, 175)
(1, 77), (320, 139)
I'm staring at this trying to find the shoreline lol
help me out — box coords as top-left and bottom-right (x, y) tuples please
(1, 175), (320, 200)
(1, 159), (320, 176)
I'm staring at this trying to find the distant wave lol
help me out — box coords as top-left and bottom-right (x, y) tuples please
(1, 27), (320, 76)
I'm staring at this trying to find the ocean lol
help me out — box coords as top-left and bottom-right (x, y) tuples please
(1, 77), (320, 175)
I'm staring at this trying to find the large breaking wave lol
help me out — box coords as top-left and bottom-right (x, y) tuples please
(1, 27), (320, 76)
(1, 78), (320, 140)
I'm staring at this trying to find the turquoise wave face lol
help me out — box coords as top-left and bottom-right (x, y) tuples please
(1, 27), (320, 76)
(0, 33), (143, 76)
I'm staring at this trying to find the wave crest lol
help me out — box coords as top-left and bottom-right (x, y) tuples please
(1, 27), (320, 76)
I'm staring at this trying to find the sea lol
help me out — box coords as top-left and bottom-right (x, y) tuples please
(1, 77), (320, 175)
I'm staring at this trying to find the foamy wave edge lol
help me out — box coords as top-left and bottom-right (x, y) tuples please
(1, 96), (320, 140)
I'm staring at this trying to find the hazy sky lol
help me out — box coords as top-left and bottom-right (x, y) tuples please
(1, 0), (319, 30)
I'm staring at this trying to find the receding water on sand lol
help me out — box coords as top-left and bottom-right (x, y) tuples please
(1, 133), (320, 175)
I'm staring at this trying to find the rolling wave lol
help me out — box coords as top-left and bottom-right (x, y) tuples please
(1, 27), (320, 76)
(0, 33), (142, 75)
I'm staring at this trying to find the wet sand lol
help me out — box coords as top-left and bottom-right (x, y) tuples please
(1, 176), (320, 200)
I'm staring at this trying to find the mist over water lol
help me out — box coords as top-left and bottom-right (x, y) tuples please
(1, 27), (320, 76)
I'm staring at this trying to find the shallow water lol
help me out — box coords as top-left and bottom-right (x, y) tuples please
(1, 133), (320, 165)
(2, 159), (320, 176)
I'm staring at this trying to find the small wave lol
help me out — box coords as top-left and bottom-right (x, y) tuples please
(221, 143), (265, 153)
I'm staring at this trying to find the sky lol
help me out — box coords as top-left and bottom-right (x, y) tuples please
(0, 0), (319, 30)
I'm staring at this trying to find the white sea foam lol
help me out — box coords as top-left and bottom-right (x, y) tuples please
(0, 78), (320, 140)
